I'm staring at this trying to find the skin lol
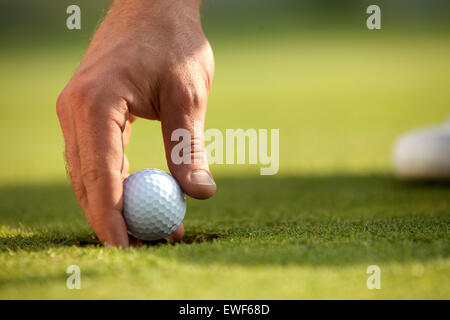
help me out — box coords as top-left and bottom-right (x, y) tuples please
(56, 0), (216, 247)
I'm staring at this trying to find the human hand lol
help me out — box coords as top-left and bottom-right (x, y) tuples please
(56, 0), (216, 247)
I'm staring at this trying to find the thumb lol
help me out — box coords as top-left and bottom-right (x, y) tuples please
(160, 85), (216, 199)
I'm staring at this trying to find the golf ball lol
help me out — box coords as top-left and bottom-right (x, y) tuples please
(123, 168), (186, 240)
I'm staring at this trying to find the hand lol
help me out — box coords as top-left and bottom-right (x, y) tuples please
(56, 0), (216, 247)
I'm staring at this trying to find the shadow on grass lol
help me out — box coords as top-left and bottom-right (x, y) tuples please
(0, 232), (100, 251)
(0, 174), (448, 266)
(0, 232), (221, 252)
(143, 233), (220, 246)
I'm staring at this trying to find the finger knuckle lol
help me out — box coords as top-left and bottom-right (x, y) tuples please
(73, 76), (97, 98)
(174, 80), (208, 111)
(68, 80), (96, 112)
(56, 88), (70, 120)
(62, 78), (128, 125)
(56, 96), (64, 119)
(202, 42), (215, 91)
(81, 167), (105, 187)
(59, 78), (101, 118)
(190, 135), (205, 163)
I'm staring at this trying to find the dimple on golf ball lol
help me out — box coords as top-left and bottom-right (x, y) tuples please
(123, 168), (186, 241)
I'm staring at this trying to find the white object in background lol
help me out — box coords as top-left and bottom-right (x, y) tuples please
(393, 119), (450, 180)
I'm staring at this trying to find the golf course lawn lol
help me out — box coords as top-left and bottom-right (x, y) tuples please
(0, 31), (449, 299)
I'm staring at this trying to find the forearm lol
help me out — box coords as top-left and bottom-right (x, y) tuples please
(78, 0), (206, 78)
(85, 0), (203, 57)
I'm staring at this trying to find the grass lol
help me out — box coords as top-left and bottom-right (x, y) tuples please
(0, 176), (449, 299)
(0, 28), (449, 298)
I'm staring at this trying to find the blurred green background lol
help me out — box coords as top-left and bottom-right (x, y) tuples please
(0, 0), (449, 181)
(0, 0), (449, 299)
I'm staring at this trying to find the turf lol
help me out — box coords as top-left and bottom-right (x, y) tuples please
(0, 30), (449, 299)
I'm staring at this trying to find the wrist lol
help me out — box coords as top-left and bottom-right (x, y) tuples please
(112, 0), (202, 18)
(109, 0), (203, 31)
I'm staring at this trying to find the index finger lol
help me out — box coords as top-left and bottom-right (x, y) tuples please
(74, 95), (131, 247)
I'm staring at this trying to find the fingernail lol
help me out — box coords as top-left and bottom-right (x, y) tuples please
(190, 170), (215, 186)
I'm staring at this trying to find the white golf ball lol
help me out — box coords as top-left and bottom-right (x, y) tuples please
(123, 169), (186, 240)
